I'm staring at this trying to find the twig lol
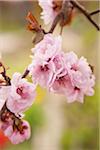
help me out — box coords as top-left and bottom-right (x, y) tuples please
(49, 12), (63, 33)
(70, 0), (100, 31)
(22, 69), (29, 78)
(90, 10), (100, 16)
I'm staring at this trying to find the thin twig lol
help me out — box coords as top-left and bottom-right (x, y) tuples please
(49, 12), (63, 33)
(90, 10), (100, 16)
(22, 69), (29, 78)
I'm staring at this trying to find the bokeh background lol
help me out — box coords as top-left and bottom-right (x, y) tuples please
(0, 1), (99, 150)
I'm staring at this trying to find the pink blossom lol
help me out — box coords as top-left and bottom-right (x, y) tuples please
(29, 34), (63, 88)
(10, 120), (31, 144)
(49, 69), (71, 94)
(31, 34), (62, 60)
(0, 120), (31, 144)
(51, 51), (66, 74)
(7, 73), (36, 114)
(38, 0), (58, 24)
(29, 53), (66, 88)
(29, 52), (66, 88)
(29, 58), (54, 88)
(50, 71), (85, 103)
(65, 52), (95, 96)
(50, 51), (95, 103)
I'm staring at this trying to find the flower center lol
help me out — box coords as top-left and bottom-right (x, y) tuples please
(40, 65), (49, 72)
(16, 87), (23, 96)
(74, 87), (80, 91)
(71, 64), (78, 71)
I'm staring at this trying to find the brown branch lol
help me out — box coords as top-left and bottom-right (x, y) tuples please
(48, 0), (73, 33)
(90, 10), (100, 16)
(0, 62), (11, 85)
(49, 12), (63, 33)
(70, 0), (100, 31)
(0, 102), (24, 134)
(22, 69), (29, 78)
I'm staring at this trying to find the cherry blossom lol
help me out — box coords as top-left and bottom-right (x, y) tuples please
(49, 51), (95, 103)
(7, 73), (36, 114)
(29, 34), (63, 88)
(0, 120), (31, 144)
(29, 58), (54, 88)
(29, 52), (66, 88)
(31, 34), (62, 60)
(65, 52), (95, 96)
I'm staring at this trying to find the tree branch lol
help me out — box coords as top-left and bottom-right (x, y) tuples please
(70, 0), (100, 31)
(49, 12), (63, 33)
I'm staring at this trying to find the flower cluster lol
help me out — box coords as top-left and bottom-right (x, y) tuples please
(0, 35), (95, 145)
(0, 0), (97, 145)
(0, 73), (36, 144)
(0, 33), (95, 145)
(29, 34), (95, 103)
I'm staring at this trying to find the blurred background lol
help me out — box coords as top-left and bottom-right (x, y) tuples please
(0, 0), (99, 150)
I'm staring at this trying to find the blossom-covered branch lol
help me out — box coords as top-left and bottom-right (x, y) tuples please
(0, 0), (98, 145)
(0, 64), (36, 144)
